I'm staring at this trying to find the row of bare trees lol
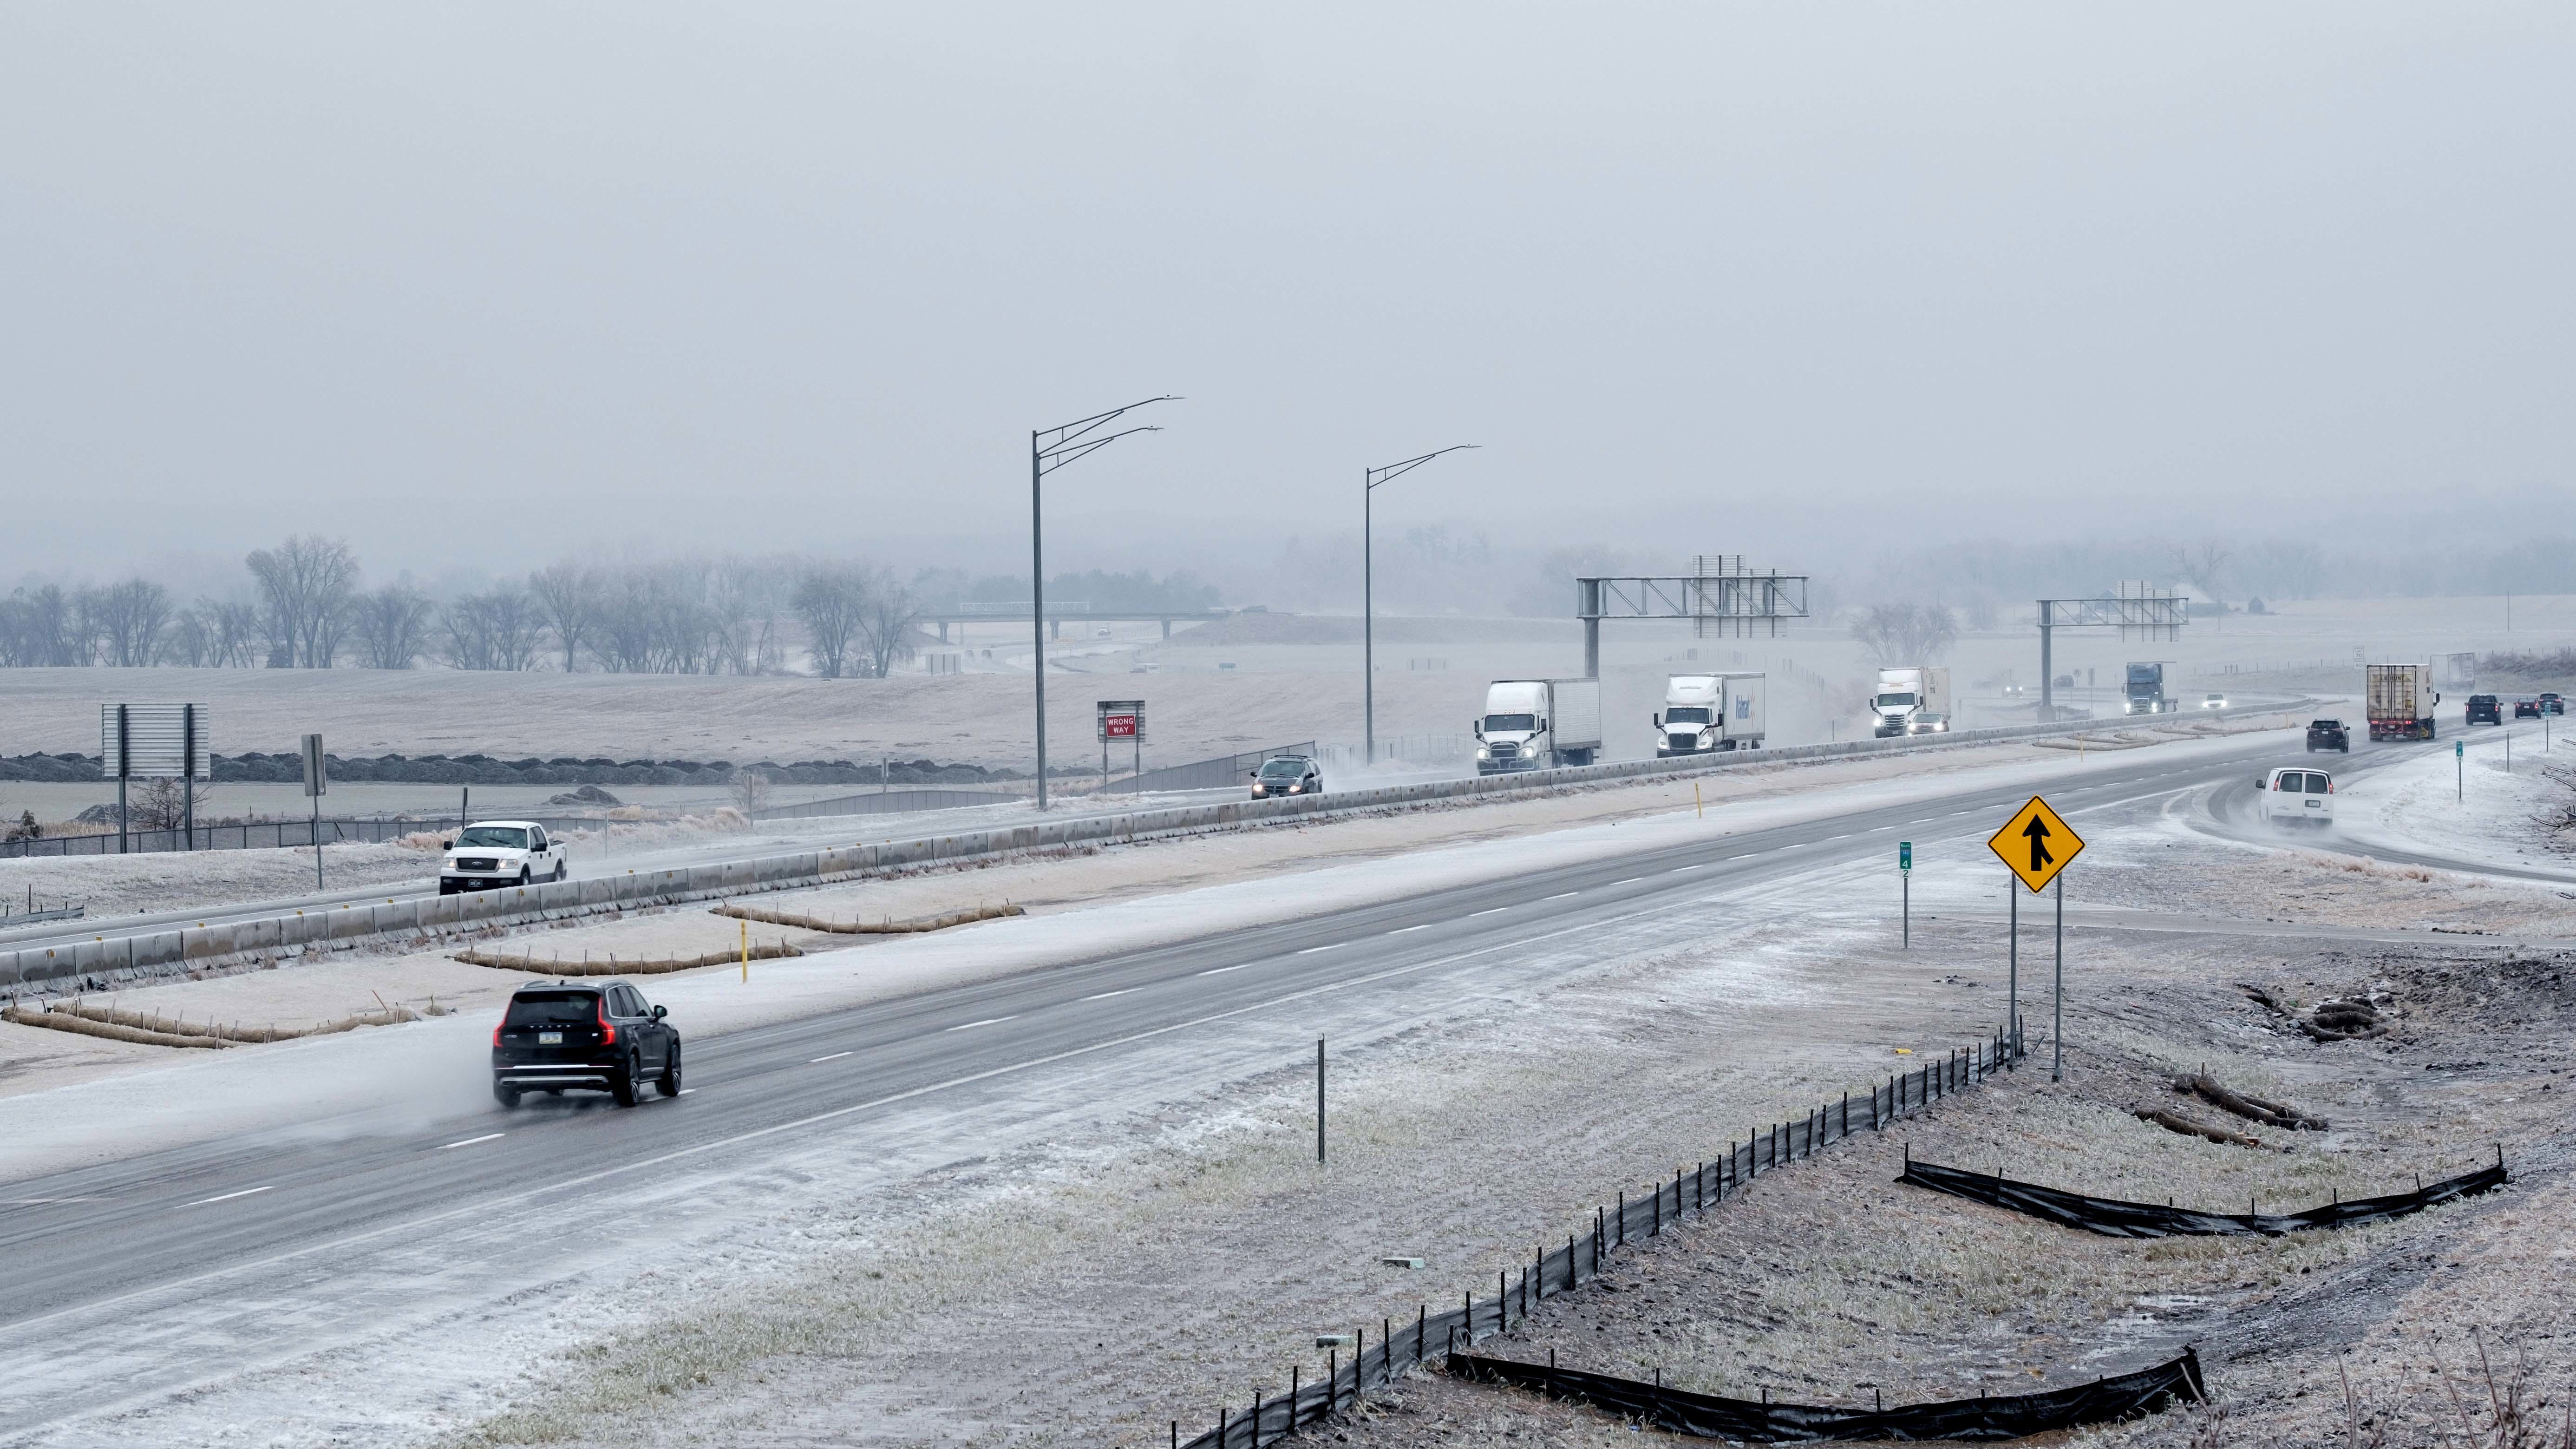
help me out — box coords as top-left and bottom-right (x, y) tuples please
(0, 539), (929, 676)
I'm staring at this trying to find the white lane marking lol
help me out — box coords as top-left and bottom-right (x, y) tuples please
(1198, 964), (1247, 975)
(1611, 877), (1643, 885)
(810, 1052), (852, 1063)
(1909, 818), (1934, 824)
(1824, 834), (1851, 841)
(13, 890), (1702, 1339)
(1469, 907), (1508, 917)
(1390, 923), (1435, 933)
(1296, 944), (1343, 955)
(437, 1134), (504, 1151)
(1668, 865), (1705, 872)
(677, 1088), (696, 1095)
(186, 1186), (274, 1207)
(1543, 891), (1580, 900)
(943, 1016), (1017, 1032)
(1081, 988), (1136, 1001)
(1727, 853), (1755, 860)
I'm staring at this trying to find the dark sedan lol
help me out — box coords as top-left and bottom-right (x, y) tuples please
(491, 979), (681, 1108)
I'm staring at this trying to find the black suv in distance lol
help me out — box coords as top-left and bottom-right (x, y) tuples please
(2466, 694), (2504, 725)
(491, 979), (681, 1108)
(2305, 719), (2350, 753)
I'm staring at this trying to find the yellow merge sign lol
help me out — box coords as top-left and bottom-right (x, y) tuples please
(1988, 795), (2084, 893)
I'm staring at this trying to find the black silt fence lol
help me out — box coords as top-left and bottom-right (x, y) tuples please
(1901, 1154), (2509, 1238)
(1447, 1344), (2206, 1442)
(1173, 1032), (2026, 1449)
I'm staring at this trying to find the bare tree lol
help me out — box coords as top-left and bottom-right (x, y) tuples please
(444, 589), (543, 670)
(527, 563), (598, 671)
(1851, 603), (1958, 666)
(728, 768), (771, 820)
(212, 601), (265, 668)
(93, 579), (172, 666)
(854, 569), (926, 678)
(351, 585), (437, 669)
(0, 585), (83, 666)
(163, 604), (219, 668)
(2170, 538), (2232, 604)
(246, 535), (360, 667)
(791, 564), (869, 678)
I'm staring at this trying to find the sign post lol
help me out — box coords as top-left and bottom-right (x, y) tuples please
(301, 733), (328, 890)
(1987, 795), (2085, 1080)
(1097, 700), (1144, 790)
(2455, 738), (2465, 800)
(99, 703), (209, 853)
(1898, 841), (1912, 950)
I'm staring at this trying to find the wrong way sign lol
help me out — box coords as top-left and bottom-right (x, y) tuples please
(1988, 795), (2083, 892)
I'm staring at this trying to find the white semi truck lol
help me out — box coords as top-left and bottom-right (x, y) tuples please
(1655, 673), (1766, 755)
(1476, 678), (1601, 774)
(1870, 666), (1951, 738)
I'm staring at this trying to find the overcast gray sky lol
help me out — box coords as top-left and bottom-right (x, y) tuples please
(3, 2), (2569, 584)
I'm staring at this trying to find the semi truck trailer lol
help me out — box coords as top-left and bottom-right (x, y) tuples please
(1870, 666), (1950, 738)
(2366, 662), (2439, 741)
(1655, 673), (1766, 755)
(2124, 662), (2177, 715)
(1476, 678), (1602, 773)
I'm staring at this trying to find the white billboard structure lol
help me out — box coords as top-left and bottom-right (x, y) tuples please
(101, 703), (210, 851)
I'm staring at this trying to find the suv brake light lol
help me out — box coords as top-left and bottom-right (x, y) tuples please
(492, 1020), (502, 1047)
(597, 995), (617, 1046)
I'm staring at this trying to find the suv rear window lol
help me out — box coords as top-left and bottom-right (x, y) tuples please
(505, 990), (598, 1027)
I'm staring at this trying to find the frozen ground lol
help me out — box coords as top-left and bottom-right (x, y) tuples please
(8, 708), (2571, 1448)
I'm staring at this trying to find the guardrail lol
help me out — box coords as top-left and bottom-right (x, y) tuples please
(0, 700), (2304, 994)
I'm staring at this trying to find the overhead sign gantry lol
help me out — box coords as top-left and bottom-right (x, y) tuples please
(1575, 556), (1810, 679)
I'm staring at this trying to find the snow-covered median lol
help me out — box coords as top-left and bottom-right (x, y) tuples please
(2330, 724), (2576, 875)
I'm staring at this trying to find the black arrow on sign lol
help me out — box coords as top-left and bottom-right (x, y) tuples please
(2021, 816), (2055, 873)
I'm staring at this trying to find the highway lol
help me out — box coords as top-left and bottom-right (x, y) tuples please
(0, 720), (2521, 1442)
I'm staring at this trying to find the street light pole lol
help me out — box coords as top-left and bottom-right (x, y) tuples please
(1364, 446), (1476, 764)
(1030, 397), (1178, 811)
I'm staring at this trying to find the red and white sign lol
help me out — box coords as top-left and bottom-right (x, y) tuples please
(1096, 699), (1145, 743)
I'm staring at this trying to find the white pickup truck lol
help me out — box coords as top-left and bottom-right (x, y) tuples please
(440, 820), (569, 894)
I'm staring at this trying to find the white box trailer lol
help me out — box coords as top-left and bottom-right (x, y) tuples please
(1870, 666), (1951, 738)
(1476, 678), (1601, 773)
(2367, 662), (2438, 741)
(1655, 673), (1766, 755)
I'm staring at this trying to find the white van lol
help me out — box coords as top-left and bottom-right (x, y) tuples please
(2261, 767), (2334, 828)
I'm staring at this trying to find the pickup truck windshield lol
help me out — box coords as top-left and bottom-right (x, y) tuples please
(1873, 693), (1916, 708)
(1663, 707), (1711, 724)
(458, 826), (530, 849)
(1483, 714), (1536, 732)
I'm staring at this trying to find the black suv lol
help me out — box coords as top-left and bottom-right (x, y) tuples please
(2304, 719), (2350, 753)
(491, 979), (681, 1108)
(2466, 694), (2503, 725)
(1249, 754), (1323, 799)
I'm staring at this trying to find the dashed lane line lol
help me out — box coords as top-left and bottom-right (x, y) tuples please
(185, 1186), (274, 1207)
(943, 1017), (1017, 1032)
(436, 1134), (505, 1151)
(810, 1052), (852, 1063)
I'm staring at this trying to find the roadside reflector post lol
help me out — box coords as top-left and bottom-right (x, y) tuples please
(1898, 840), (1911, 949)
(1317, 1037), (1326, 1163)
(740, 918), (748, 982)
(2053, 873), (2065, 1082)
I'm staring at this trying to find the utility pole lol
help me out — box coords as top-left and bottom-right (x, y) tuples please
(1364, 446), (1475, 763)
(1029, 397), (1178, 810)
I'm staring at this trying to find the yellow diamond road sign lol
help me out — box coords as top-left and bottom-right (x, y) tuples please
(1988, 794), (2084, 893)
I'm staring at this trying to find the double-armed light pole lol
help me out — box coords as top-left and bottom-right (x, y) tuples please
(1030, 397), (1179, 812)
(1364, 446), (1476, 764)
